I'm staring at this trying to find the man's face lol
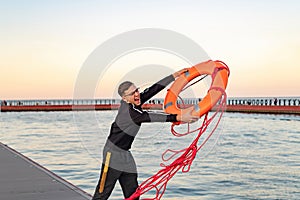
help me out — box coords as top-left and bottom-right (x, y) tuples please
(122, 84), (141, 105)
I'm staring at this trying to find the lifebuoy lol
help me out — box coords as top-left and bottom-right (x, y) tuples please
(164, 60), (229, 117)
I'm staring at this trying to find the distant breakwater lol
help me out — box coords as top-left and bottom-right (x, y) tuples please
(1, 97), (300, 114)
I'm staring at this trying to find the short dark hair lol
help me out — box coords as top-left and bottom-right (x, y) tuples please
(118, 81), (133, 97)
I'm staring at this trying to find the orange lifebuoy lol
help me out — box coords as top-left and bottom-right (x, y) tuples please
(164, 60), (229, 117)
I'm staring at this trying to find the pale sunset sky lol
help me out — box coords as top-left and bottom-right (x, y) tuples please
(1, 0), (299, 100)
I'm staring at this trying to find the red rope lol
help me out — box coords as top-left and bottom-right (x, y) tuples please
(126, 88), (227, 200)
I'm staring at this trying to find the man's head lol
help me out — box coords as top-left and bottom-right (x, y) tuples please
(118, 81), (141, 105)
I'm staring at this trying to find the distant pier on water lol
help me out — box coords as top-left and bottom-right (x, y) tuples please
(1, 97), (300, 114)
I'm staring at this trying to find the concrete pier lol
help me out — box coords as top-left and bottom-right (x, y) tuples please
(0, 142), (91, 200)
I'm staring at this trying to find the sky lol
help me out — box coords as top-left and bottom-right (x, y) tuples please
(1, 0), (299, 100)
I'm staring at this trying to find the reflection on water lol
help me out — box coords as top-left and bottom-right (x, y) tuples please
(0, 111), (299, 199)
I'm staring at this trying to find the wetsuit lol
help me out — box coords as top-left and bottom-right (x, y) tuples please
(92, 75), (178, 200)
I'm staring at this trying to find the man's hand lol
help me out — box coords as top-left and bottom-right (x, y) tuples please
(176, 111), (199, 123)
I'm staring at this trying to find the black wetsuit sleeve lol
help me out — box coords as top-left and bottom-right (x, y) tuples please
(130, 104), (177, 124)
(140, 75), (175, 104)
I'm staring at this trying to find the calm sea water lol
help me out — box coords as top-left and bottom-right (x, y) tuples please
(0, 110), (299, 199)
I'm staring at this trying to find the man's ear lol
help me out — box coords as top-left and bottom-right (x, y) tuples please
(122, 96), (128, 103)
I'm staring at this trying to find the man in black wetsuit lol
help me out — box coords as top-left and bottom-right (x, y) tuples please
(92, 69), (199, 200)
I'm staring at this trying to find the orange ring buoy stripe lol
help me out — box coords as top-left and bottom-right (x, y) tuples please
(164, 60), (229, 117)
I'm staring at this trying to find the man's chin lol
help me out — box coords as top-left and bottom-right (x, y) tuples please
(134, 100), (141, 106)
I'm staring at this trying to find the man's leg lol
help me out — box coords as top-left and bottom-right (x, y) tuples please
(92, 165), (123, 200)
(92, 151), (121, 200)
(119, 171), (139, 200)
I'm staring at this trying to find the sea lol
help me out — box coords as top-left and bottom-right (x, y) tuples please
(0, 110), (299, 199)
